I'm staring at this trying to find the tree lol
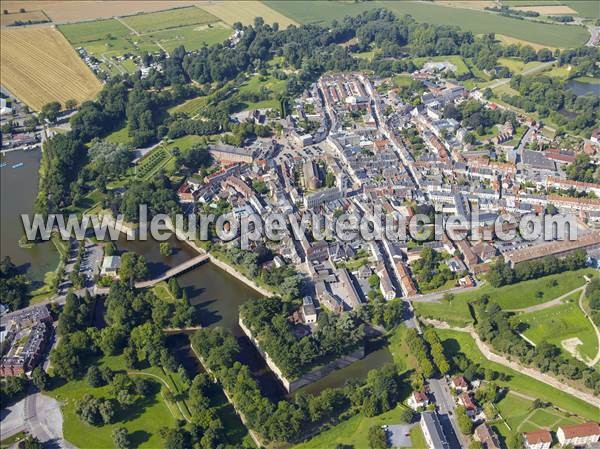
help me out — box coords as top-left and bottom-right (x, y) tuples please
(119, 252), (148, 286)
(86, 366), (105, 387)
(64, 99), (78, 110)
(470, 442), (484, 449)
(31, 367), (50, 391)
(368, 425), (388, 449)
(40, 101), (61, 123)
(21, 436), (42, 449)
(455, 406), (473, 435)
(160, 242), (172, 256)
(112, 427), (131, 449)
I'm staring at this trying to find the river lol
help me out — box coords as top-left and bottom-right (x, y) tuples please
(0, 150), (58, 285)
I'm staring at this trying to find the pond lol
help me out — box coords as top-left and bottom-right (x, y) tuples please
(564, 78), (599, 97)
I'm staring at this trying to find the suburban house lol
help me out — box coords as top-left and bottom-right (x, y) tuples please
(301, 296), (318, 324)
(458, 392), (478, 416)
(557, 422), (600, 447)
(523, 429), (553, 449)
(451, 375), (469, 392)
(408, 391), (429, 410)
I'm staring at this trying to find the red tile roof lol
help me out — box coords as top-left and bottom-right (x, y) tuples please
(560, 422), (600, 439)
(524, 429), (552, 444)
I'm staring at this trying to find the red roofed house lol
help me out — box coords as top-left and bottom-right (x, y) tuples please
(450, 375), (469, 392)
(457, 392), (477, 416)
(408, 391), (429, 410)
(557, 422), (600, 447)
(177, 183), (194, 203)
(523, 429), (553, 449)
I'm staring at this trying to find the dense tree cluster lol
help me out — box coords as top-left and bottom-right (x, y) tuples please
(504, 74), (599, 135)
(475, 299), (600, 394)
(566, 154), (600, 184)
(240, 297), (365, 379)
(455, 100), (517, 137)
(88, 140), (133, 182)
(487, 251), (587, 288)
(191, 326), (404, 443)
(412, 247), (455, 291)
(0, 256), (29, 311)
(586, 277), (600, 327)
(74, 394), (116, 425)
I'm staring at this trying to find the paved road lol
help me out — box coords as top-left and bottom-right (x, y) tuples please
(428, 379), (465, 449)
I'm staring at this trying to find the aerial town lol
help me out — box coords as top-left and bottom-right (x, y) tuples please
(1, 1), (599, 449)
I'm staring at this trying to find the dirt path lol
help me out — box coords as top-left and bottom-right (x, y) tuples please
(506, 285), (586, 313)
(578, 288), (600, 367)
(422, 319), (600, 409)
(115, 16), (139, 36)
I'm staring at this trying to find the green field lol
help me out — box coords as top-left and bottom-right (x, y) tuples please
(413, 269), (594, 325)
(264, 0), (590, 48)
(292, 406), (424, 449)
(59, 7), (232, 63)
(517, 296), (598, 361)
(497, 57), (544, 74)
(562, 1), (600, 19)
(105, 126), (131, 145)
(47, 355), (177, 449)
(434, 328), (599, 420)
(59, 18), (130, 44)
(121, 6), (219, 34)
(495, 392), (583, 434)
(237, 74), (287, 110)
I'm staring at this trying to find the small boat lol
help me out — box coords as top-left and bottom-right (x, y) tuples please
(12, 162), (24, 168)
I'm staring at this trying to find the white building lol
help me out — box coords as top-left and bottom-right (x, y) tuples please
(557, 422), (600, 447)
(523, 430), (552, 449)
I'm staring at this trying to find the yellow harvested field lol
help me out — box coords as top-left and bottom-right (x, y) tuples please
(1, 27), (102, 110)
(1, 1), (199, 23)
(495, 34), (559, 51)
(514, 5), (578, 15)
(199, 1), (298, 28)
(0, 9), (49, 26)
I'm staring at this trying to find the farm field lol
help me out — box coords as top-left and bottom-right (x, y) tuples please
(263, 0), (590, 48)
(562, 1), (600, 19)
(202, 1), (298, 28)
(517, 296), (598, 362)
(120, 6), (218, 34)
(434, 328), (599, 420)
(0, 1), (198, 23)
(0, 27), (102, 110)
(58, 6), (232, 59)
(0, 9), (49, 26)
(413, 268), (594, 325)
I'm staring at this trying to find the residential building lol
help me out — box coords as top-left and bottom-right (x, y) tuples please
(408, 391), (429, 410)
(451, 375), (469, 392)
(101, 256), (121, 278)
(557, 422), (600, 447)
(523, 429), (553, 449)
(420, 412), (451, 449)
(301, 296), (318, 324)
(475, 424), (501, 449)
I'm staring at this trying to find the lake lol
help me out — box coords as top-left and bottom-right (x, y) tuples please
(564, 79), (599, 97)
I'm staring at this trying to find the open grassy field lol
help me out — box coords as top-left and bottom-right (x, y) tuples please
(47, 355), (177, 449)
(517, 297), (598, 361)
(292, 405), (424, 449)
(562, 0), (600, 19)
(121, 6), (218, 34)
(413, 269), (594, 325)
(105, 126), (131, 145)
(434, 328), (599, 420)
(264, 0), (589, 48)
(1, 1), (199, 23)
(497, 57), (544, 73)
(0, 27), (102, 110)
(142, 22), (232, 53)
(202, 1), (298, 28)
(237, 73), (287, 110)
(495, 392), (583, 434)
(59, 18), (131, 44)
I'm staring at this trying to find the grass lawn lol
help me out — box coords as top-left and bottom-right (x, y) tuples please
(393, 74), (413, 88)
(120, 6), (219, 34)
(352, 49), (378, 61)
(169, 94), (209, 116)
(516, 296), (598, 361)
(388, 324), (420, 374)
(59, 18), (131, 44)
(151, 281), (176, 303)
(434, 328), (599, 420)
(543, 64), (574, 79)
(47, 355), (177, 449)
(140, 23), (232, 53)
(292, 405), (418, 449)
(105, 126), (131, 145)
(414, 269), (594, 325)
(237, 73), (287, 111)
(497, 57), (544, 74)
